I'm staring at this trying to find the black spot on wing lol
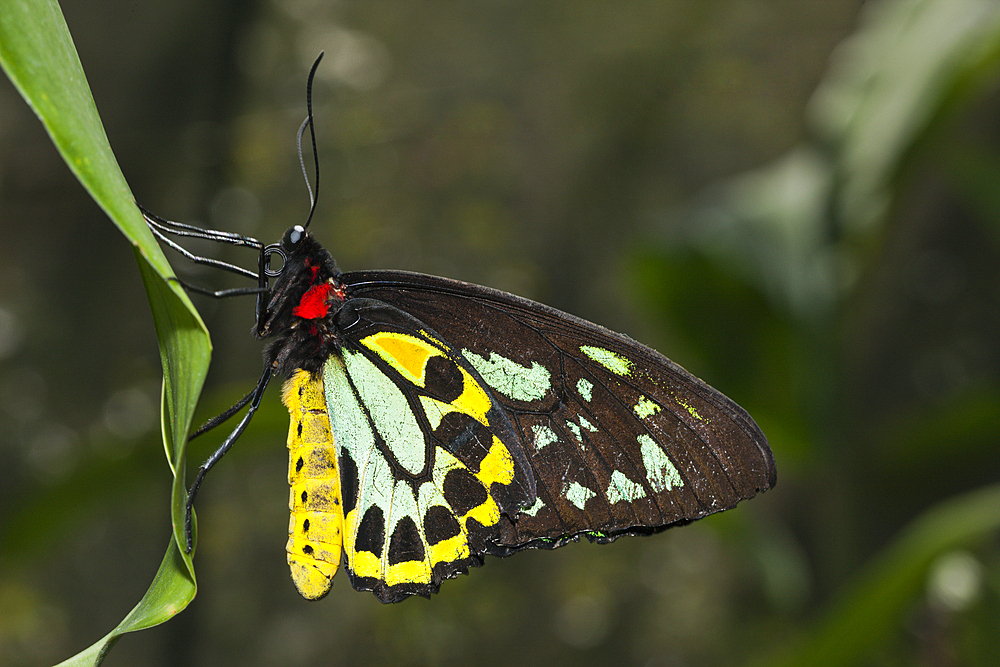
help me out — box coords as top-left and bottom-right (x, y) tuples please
(387, 516), (425, 565)
(423, 355), (464, 403)
(340, 450), (359, 516)
(424, 504), (461, 545)
(433, 412), (491, 471)
(442, 468), (488, 516)
(356, 506), (385, 557)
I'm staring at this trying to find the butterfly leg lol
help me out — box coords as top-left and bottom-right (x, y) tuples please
(144, 213), (262, 280)
(166, 275), (268, 299)
(189, 386), (256, 440)
(183, 365), (274, 552)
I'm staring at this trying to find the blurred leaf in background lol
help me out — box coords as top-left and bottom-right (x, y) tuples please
(642, 0), (1000, 663)
(1, 0), (999, 665)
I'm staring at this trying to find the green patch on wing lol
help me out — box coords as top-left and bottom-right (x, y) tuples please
(580, 345), (634, 376)
(464, 349), (552, 401)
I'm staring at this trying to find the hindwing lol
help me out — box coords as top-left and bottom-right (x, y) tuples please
(323, 299), (534, 602)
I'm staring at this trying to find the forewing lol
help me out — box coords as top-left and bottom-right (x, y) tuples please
(342, 271), (775, 553)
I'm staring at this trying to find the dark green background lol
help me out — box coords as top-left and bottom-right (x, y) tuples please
(2, 1), (999, 665)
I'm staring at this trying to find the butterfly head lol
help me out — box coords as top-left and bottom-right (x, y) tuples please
(262, 224), (322, 282)
(283, 224), (308, 251)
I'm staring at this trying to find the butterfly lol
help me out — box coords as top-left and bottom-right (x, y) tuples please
(143, 55), (775, 604)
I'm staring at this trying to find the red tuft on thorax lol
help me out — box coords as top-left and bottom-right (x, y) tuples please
(293, 283), (334, 319)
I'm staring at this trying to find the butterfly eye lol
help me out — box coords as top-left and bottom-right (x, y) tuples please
(262, 245), (287, 278)
(282, 225), (306, 250)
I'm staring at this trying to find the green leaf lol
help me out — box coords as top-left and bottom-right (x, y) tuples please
(0, 0), (211, 664)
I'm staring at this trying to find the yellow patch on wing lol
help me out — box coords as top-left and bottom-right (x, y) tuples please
(477, 437), (516, 486)
(361, 331), (493, 426)
(427, 532), (469, 565)
(450, 366), (492, 425)
(385, 559), (431, 588)
(363, 331), (435, 385)
(349, 549), (381, 580)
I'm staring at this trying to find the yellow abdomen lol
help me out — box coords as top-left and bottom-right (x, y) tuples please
(283, 369), (343, 600)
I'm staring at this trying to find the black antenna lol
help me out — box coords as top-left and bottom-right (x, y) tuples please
(298, 52), (324, 230)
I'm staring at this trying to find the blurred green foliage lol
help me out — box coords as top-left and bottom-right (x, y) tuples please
(1, 0), (999, 666)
